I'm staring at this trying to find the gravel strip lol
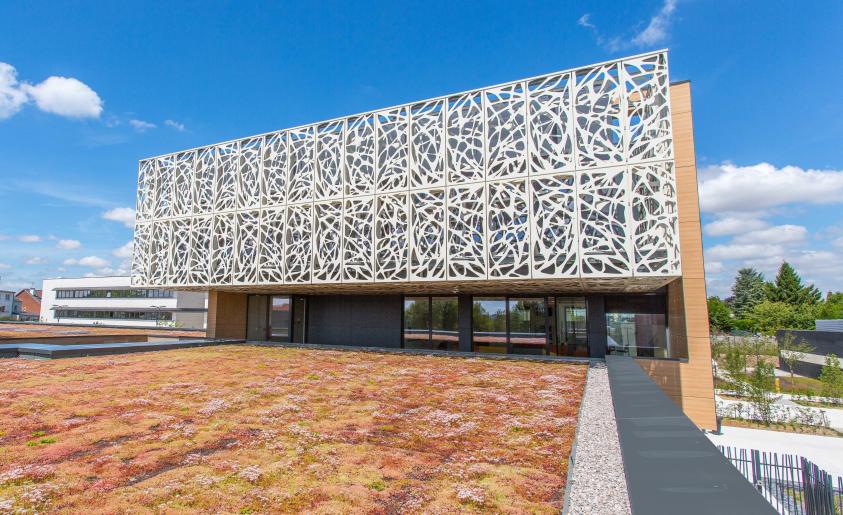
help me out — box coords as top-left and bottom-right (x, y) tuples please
(565, 362), (631, 515)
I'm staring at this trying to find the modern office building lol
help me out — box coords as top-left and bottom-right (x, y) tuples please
(41, 276), (207, 329)
(130, 50), (715, 428)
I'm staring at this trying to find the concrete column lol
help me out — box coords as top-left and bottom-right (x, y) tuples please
(207, 291), (248, 339)
(458, 294), (473, 353)
(586, 294), (606, 358)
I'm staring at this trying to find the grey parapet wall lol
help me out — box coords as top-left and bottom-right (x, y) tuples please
(777, 329), (843, 379)
(605, 356), (775, 514)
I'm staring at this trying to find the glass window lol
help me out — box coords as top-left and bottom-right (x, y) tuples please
(556, 297), (588, 357)
(403, 297), (431, 349)
(472, 297), (507, 353)
(605, 295), (668, 358)
(431, 297), (459, 351)
(270, 296), (291, 342)
(509, 298), (547, 355)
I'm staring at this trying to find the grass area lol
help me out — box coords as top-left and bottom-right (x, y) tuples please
(0, 322), (204, 340)
(778, 375), (823, 394)
(0, 345), (586, 513)
(721, 418), (843, 438)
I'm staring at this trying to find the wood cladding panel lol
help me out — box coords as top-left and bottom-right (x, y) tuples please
(638, 82), (716, 430)
(207, 291), (248, 340)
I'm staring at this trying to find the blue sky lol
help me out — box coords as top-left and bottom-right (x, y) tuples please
(1, 0), (842, 298)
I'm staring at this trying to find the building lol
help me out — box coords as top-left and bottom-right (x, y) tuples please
(816, 319), (843, 332)
(40, 276), (207, 329)
(15, 288), (42, 321)
(130, 50), (716, 428)
(0, 290), (19, 319)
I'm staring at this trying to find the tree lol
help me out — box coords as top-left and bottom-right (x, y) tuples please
(765, 262), (821, 306)
(745, 360), (779, 425)
(778, 332), (814, 386)
(707, 297), (733, 333)
(819, 354), (843, 400)
(731, 268), (766, 318)
(816, 292), (843, 320)
(746, 360), (779, 426)
(747, 301), (795, 335)
(723, 344), (748, 394)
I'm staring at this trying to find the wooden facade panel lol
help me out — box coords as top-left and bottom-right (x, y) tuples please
(655, 81), (715, 429)
(207, 291), (248, 339)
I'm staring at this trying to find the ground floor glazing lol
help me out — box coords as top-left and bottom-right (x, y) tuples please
(243, 291), (679, 359)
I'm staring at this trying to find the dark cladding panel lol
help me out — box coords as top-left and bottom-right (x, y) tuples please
(307, 295), (402, 348)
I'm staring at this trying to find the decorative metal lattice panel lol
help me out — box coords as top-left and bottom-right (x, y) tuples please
(133, 51), (680, 288)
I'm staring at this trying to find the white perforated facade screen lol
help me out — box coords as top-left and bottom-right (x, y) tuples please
(131, 50), (680, 289)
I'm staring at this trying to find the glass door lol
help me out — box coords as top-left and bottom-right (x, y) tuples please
(269, 296), (291, 342)
(556, 297), (588, 357)
(246, 295), (269, 340)
(291, 296), (307, 343)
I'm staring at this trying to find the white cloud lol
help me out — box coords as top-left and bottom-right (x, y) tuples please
(164, 119), (186, 132)
(833, 236), (843, 249)
(22, 76), (103, 119)
(0, 262), (11, 269)
(741, 225), (807, 245)
(703, 216), (768, 237)
(578, 0), (676, 52)
(699, 162), (843, 213)
(25, 256), (48, 265)
(129, 119), (156, 132)
(705, 260), (724, 275)
(577, 14), (595, 30)
(56, 239), (81, 250)
(17, 235), (41, 243)
(706, 243), (786, 262)
(631, 0), (677, 47)
(63, 255), (110, 268)
(0, 234), (8, 240)
(112, 241), (133, 258)
(102, 207), (136, 228)
(0, 63), (28, 119)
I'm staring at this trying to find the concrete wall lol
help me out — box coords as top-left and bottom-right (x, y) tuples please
(307, 295), (402, 348)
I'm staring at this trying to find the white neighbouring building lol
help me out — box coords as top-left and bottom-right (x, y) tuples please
(40, 276), (207, 329)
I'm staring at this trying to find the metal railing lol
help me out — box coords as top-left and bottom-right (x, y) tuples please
(719, 446), (843, 514)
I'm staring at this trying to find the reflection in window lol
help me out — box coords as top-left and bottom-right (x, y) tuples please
(270, 296), (291, 342)
(403, 297), (430, 348)
(472, 297), (507, 353)
(605, 295), (668, 358)
(509, 298), (547, 355)
(431, 297), (459, 350)
(403, 296), (458, 351)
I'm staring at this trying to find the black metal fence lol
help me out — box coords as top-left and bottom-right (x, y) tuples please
(719, 446), (843, 514)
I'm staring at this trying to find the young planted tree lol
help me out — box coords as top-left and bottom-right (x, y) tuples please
(731, 268), (766, 319)
(819, 353), (843, 400)
(765, 261), (821, 306)
(746, 360), (779, 426)
(723, 343), (748, 395)
(778, 332), (814, 387)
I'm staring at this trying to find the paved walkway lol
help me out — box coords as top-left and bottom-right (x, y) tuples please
(706, 426), (843, 476)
